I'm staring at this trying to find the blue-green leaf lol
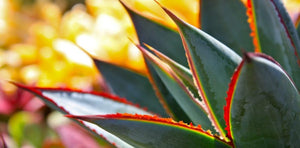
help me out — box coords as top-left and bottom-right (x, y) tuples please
(248, 0), (300, 90)
(139, 46), (214, 132)
(94, 59), (168, 117)
(225, 53), (300, 147)
(68, 113), (231, 148)
(15, 83), (156, 148)
(200, 0), (253, 55)
(163, 7), (242, 139)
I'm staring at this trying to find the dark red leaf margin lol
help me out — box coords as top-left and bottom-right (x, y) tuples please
(224, 52), (285, 146)
(67, 113), (217, 138)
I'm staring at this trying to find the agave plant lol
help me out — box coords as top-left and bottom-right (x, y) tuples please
(14, 0), (300, 147)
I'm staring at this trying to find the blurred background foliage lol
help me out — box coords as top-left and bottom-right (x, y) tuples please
(0, 0), (298, 147)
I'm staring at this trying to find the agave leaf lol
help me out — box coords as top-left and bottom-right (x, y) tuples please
(119, 0), (190, 121)
(269, 0), (300, 55)
(139, 45), (215, 132)
(14, 83), (156, 148)
(68, 113), (231, 148)
(163, 7), (242, 139)
(225, 53), (300, 147)
(200, 0), (253, 55)
(93, 59), (168, 117)
(247, 0), (300, 90)
(144, 44), (200, 105)
(120, 0), (187, 66)
(145, 60), (192, 123)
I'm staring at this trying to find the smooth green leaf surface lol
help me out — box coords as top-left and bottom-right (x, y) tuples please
(145, 60), (192, 123)
(120, 1), (189, 120)
(145, 44), (199, 99)
(270, 0), (300, 56)
(249, 0), (300, 90)
(94, 59), (168, 117)
(69, 114), (231, 148)
(228, 53), (300, 147)
(164, 8), (242, 138)
(140, 47), (214, 132)
(15, 84), (154, 148)
(143, 44), (199, 123)
(120, 0), (187, 66)
(200, 0), (253, 55)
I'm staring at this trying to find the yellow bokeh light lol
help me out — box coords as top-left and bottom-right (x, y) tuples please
(0, 0), (298, 93)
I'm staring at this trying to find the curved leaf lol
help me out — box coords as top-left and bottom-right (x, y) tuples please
(120, 0), (187, 66)
(163, 7), (242, 139)
(200, 0), (253, 55)
(139, 46), (214, 132)
(14, 83), (155, 148)
(68, 113), (231, 148)
(145, 44), (199, 98)
(144, 44), (199, 123)
(94, 59), (168, 117)
(145, 60), (192, 123)
(119, 0), (190, 121)
(247, 0), (300, 90)
(225, 53), (300, 147)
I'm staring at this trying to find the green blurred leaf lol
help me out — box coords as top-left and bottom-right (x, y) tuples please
(248, 0), (300, 90)
(15, 84), (145, 148)
(8, 111), (32, 147)
(140, 46), (214, 131)
(163, 7), (242, 139)
(227, 53), (300, 147)
(200, 0), (253, 55)
(68, 114), (231, 148)
(24, 124), (47, 148)
(94, 59), (168, 117)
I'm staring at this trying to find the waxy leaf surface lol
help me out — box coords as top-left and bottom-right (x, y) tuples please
(69, 114), (231, 148)
(248, 0), (300, 89)
(15, 83), (155, 148)
(164, 8), (242, 138)
(141, 47), (214, 131)
(226, 53), (300, 147)
(120, 1), (191, 120)
(94, 59), (168, 117)
(200, 0), (253, 55)
(145, 44), (199, 98)
(145, 60), (192, 123)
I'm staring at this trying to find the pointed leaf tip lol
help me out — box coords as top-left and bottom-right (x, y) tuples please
(225, 52), (300, 147)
